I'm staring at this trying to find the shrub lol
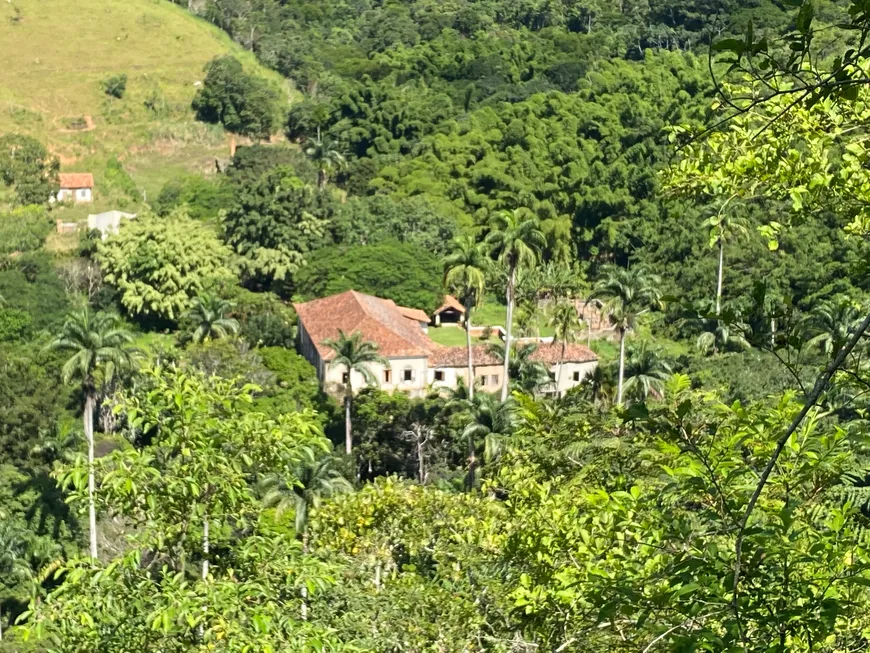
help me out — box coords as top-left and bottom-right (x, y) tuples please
(0, 206), (51, 254)
(0, 308), (32, 341)
(101, 73), (128, 99)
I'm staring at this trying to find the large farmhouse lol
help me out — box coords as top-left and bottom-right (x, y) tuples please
(294, 290), (598, 398)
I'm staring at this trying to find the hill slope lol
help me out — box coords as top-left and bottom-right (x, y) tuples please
(0, 0), (287, 201)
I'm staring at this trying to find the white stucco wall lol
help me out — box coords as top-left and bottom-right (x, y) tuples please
(321, 355), (431, 398)
(549, 360), (598, 395)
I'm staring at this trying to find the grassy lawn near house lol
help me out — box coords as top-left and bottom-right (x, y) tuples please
(469, 297), (556, 338)
(428, 327), (501, 347)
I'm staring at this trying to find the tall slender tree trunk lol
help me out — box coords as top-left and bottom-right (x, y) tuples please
(466, 434), (476, 490)
(501, 266), (516, 402)
(344, 394), (352, 455)
(202, 518), (209, 580)
(616, 329), (626, 405)
(301, 532), (309, 620)
(465, 303), (475, 400)
(344, 372), (353, 454)
(716, 236), (724, 316)
(84, 390), (98, 559)
(557, 341), (566, 398)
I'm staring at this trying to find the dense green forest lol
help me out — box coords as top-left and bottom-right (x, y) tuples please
(5, 0), (870, 650)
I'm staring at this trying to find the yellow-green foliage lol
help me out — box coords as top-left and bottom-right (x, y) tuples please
(96, 207), (235, 320)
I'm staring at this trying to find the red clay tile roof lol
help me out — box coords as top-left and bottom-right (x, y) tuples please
(434, 295), (466, 315)
(294, 291), (437, 360)
(398, 306), (430, 323)
(528, 342), (598, 364)
(429, 345), (500, 367)
(430, 341), (598, 367)
(58, 173), (94, 189)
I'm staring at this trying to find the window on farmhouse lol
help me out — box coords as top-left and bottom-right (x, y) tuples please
(434, 370), (444, 382)
(342, 372), (349, 384)
(491, 375), (499, 386)
(403, 368), (413, 382)
(384, 369), (392, 383)
(573, 371), (581, 382)
(480, 375), (487, 386)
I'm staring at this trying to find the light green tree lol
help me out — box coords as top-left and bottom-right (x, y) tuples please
(183, 294), (240, 344)
(97, 208), (235, 321)
(323, 330), (388, 455)
(484, 209), (546, 401)
(24, 368), (337, 650)
(589, 265), (662, 405)
(443, 236), (488, 400)
(46, 310), (135, 559)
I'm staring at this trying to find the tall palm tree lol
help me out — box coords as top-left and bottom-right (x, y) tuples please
(184, 294), (240, 344)
(46, 310), (136, 559)
(443, 237), (489, 400)
(622, 342), (672, 403)
(485, 208), (546, 401)
(548, 302), (584, 396)
(707, 196), (749, 315)
(305, 127), (346, 190)
(323, 330), (387, 455)
(461, 393), (516, 488)
(806, 297), (864, 356)
(589, 265), (662, 406)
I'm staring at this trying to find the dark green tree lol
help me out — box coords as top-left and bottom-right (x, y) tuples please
(192, 56), (281, 140)
(0, 134), (60, 205)
(294, 240), (443, 312)
(222, 168), (334, 286)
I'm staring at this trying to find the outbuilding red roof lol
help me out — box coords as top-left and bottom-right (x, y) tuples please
(58, 173), (94, 189)
(434, 295), (466, 315)
(294, 291), (437, 360)
(429, 341), (598, 367)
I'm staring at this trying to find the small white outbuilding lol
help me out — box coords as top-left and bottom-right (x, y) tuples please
(87, 210), (137, 240)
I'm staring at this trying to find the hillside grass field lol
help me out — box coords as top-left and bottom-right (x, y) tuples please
(0, 0), (290, 212)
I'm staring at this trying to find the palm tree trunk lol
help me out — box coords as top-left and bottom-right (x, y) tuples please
(202, 517), (209, 580)
(617, 329), (626, 405)
(465, 303), (475, 400)
(466, 434), (476, 490)
(345, 372), (353, 455)
(716, 237), (724, 316)
(557, 341), (566, 398)
(84, 391), (98, 559)
(301, 532), (309, 620)
(501, 266), (516, 402)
